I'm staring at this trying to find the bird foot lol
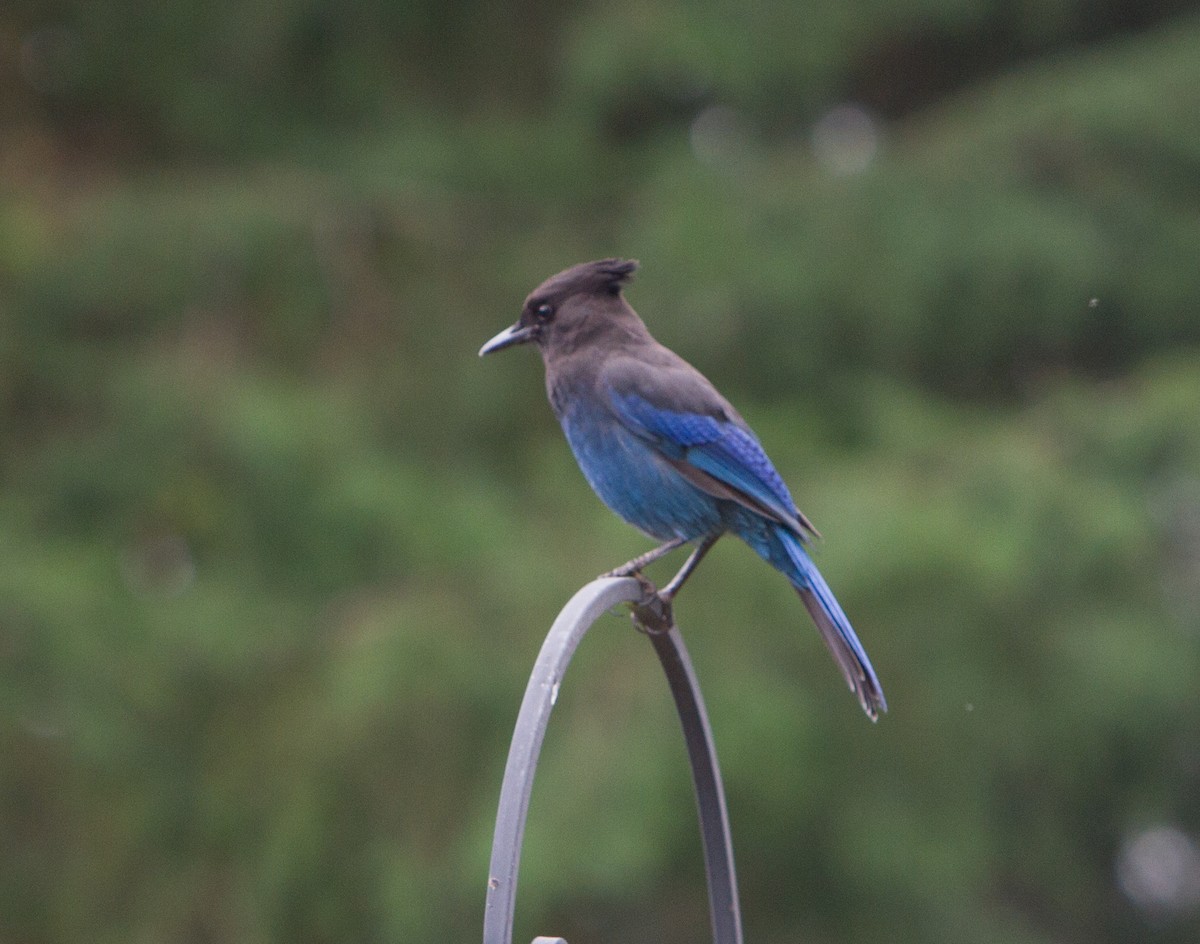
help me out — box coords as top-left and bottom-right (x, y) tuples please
(627, 574), (675, 636)
(600, 538), (688, 580)
(600, 563), (639, 579)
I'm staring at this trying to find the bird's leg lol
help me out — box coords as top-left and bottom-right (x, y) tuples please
(658, 535), (720, 602)
(601, 537), (688, 578)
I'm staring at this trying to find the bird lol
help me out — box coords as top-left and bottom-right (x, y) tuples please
(479, 259), (886, 720)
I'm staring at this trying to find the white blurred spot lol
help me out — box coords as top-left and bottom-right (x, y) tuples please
(689, 105), (751, 170)
(811, 104), (879, 177)
(1088, 297), (1100, 308)
(1117, 826), (1200, 916)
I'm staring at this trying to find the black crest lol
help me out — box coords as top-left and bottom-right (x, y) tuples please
(588, 258), (639, 294)
(533, 258), (640, 302)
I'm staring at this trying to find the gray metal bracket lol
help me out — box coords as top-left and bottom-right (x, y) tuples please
(483, 576), (743, 944)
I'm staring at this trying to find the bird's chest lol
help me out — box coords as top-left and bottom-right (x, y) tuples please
(553, 395), (722, 542)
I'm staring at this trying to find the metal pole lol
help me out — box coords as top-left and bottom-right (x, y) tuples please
(649, 628), (743, 944)
(483, 576), (743, 944)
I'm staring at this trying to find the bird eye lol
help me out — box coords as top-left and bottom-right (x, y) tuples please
(533, 303), (554, 322)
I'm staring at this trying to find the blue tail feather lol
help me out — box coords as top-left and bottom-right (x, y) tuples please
(763, 526), (887, 720)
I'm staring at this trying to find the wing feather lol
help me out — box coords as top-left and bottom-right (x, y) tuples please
(607, 380), (818, 539)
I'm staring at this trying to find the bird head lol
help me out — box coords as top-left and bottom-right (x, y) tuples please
(479, 258), (640, 358)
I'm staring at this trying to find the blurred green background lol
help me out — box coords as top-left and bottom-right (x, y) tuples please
(3, 1), (1200, 942)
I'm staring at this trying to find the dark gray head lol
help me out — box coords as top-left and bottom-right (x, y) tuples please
(479, 258), (644, 359)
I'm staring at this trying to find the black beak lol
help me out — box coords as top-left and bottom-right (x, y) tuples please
(478, 322), (537, 356)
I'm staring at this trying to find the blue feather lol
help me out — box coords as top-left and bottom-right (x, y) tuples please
(609, 392), (803, 532)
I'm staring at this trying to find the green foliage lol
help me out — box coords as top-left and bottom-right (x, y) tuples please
(3, 2), (1200, 944)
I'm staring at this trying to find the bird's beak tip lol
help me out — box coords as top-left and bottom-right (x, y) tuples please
(479, 322), (535, 357)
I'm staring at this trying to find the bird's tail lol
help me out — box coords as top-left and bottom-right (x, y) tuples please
(771, 527), (887, 721)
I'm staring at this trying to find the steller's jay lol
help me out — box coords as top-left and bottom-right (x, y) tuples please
(479, 259), (885, 720)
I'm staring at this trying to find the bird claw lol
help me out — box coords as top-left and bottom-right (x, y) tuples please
(627, 575), (674, 635)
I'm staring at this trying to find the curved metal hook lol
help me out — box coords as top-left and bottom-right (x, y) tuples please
(483, 576), (743, 944)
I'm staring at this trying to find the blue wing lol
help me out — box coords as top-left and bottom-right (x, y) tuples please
(609, 390), (817, 538)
